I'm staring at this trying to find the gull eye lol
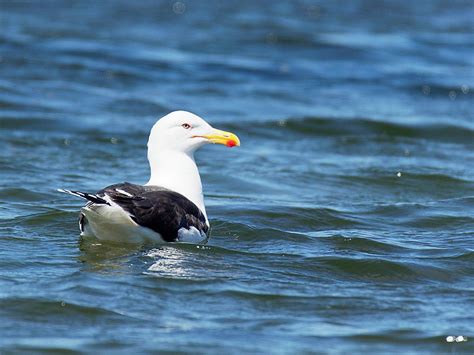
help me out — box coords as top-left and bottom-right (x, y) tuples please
(182, 123), (191, 129)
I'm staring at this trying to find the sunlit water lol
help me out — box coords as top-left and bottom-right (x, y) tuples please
(1, 0), (473, 353)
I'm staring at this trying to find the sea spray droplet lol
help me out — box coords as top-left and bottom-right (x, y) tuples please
(172, 2), (186, 14)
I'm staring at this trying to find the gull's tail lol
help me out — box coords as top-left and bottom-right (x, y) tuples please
(57, 189), (110, 205)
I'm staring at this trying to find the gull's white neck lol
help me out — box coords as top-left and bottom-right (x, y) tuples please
(146, 150), (207, 220)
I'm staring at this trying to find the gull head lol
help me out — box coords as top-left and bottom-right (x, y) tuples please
(148, 111), (240, 154)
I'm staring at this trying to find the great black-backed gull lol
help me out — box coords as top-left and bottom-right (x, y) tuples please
(59, 111), (240, 244)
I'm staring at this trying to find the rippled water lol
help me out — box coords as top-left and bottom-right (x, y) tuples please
(1, 0), (473, 353)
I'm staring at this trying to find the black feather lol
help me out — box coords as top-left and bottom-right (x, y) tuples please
(58, 189), (110, 205)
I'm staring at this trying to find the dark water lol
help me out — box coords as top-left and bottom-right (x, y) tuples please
(1, 0), (473, 353)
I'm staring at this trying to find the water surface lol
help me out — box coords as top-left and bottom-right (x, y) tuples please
(1, 0), (473, 353)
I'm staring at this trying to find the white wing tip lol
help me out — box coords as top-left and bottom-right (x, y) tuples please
(115, 188), (133, 197)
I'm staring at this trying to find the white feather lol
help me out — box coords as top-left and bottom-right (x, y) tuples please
(115, 188), (133, 197)
(80, 194), (164, 243)
(177, 226), (208, 243)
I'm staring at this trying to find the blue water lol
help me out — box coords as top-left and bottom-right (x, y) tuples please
(1, 0), (473, 353)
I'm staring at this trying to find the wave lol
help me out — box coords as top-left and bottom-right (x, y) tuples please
(142, 243), (461, 285)
(409, 83), (473, 98)
(298, 256), (456, 283)
(0, 297), (133, 319)
(226, 116), (474, 143)
(0, 209), (77, 229)
(0, 187), (51, 202)
(213, 205), (365, 233)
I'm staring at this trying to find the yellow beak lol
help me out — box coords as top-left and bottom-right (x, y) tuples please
(198, 128), (240, 147)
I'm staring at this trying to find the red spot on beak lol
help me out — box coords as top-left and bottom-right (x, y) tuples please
(226, 140), (236, 147)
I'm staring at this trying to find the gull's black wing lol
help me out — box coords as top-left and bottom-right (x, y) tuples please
(98, 182), (209, 242)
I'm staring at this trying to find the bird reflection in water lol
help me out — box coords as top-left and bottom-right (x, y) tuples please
(77, 236), (144, 273)
(144, 245), (212, 280)
(78, 235), (212, 277)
